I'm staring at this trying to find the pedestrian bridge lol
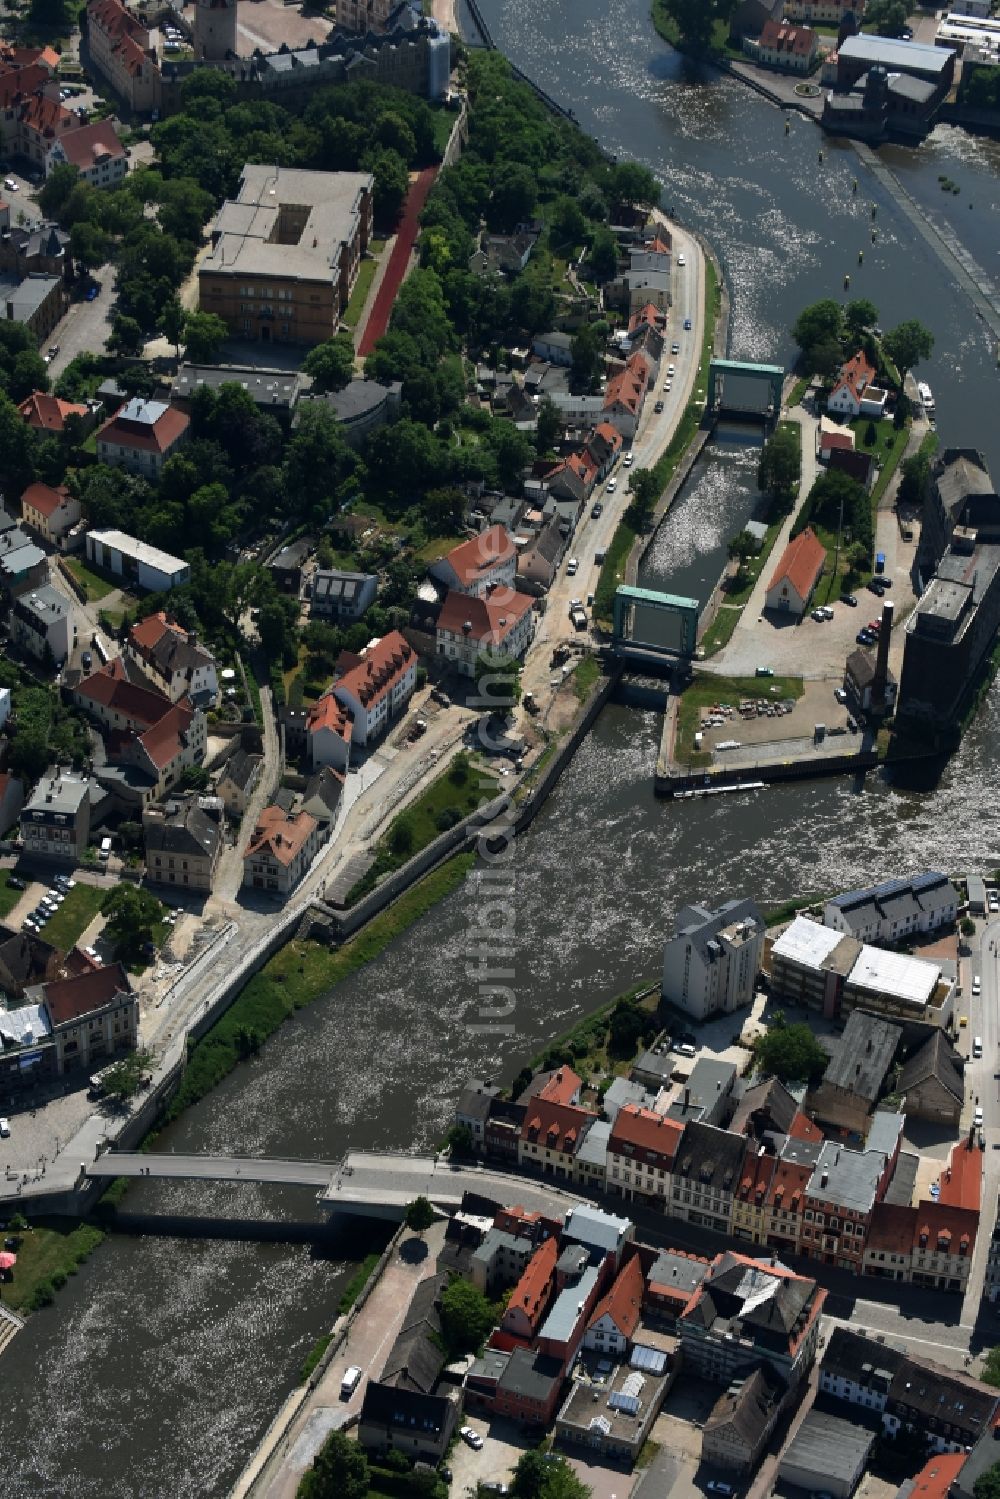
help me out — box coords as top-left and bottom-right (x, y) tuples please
(85, 1150), (583, 1221)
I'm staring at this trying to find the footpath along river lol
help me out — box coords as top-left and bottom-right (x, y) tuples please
(3, 6), (1000, 1497)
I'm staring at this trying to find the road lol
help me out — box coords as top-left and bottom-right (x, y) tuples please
(212, 684), (281, 904)
(86, 1152), (338, 1186)
(47, 261), (117, 380)
(519, 217), (705, 715)
(960, 908), (1000, 1331)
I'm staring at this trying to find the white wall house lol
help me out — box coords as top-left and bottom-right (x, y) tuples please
(662, 899), (765, 1020)
(429, 525), (517, 599)
(331, 630), (416, 747)
(435, 588), (535, 678)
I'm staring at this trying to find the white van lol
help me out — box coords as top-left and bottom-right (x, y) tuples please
(974, 1036), (983, 1059)
(99, 836), (112, 860)
(341, 1365), (363, 1399)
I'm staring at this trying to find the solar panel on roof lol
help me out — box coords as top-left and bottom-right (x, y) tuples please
(621, 1371), (645, 1398)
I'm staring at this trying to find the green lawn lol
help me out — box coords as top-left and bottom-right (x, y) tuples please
(675, 672), (804, 763)
(850, 415), (900, 472)
(788, 375), (811, 408)
(65, 556), (116, 602)
(347, 756), (498, 904)
(343, 256), (379, 332)
(412, 532), (467, 564)
(0, 1221), (104, 1313)
(573, 655), (601, 702)
(39, 883), (106, 953)
(0, 871), (24, 921)
(430, 105), (456, 158)
(700, 604), (741, 657)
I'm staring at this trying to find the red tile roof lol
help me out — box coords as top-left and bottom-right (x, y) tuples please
(138, 700), (194, 770)
(436, 587), (534, 648)
(604, 351), (650, 417)
(820, 431), (854, 455)
(766, 1157), (812, 1210)
(628, 302), (663, 334)
(43, 962), (131, 1026)
(439, 525), (515, 587)
(788, 1111), (823, 1143)
(592, 421), (623, 451)
(129, 611), (172, 653)
(0, 63), (48, 110)
(244, 806), (317, 867)
(908, 1452), (967, 1499)
(831, 349), (877, 406)
(20, 480), (73, 519)
(521, 1098), (590, 1155)
(737, 1144), (777, 1203)
(867, 1201), (916, 1254)
(609, 1104), (684, 1167)
(76, 663), (173, 730)
(307, 691), (354, 745)
(98, 403), (189, 455)
(759, 18), (817, 55)
(536, 1066), (582, 1106)
(334, 630), (414, 712)
(768, 525), (826, 602)
(937, 1138), (983, 1212)
(56, 119), (125, 170)
(506, 1235), (558, 1329)
(18, 392), (88, 432)
(914, 1199), (979, 1258)
(588, 1253), (643, 1340)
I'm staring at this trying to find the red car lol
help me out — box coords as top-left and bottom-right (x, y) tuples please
(868, 620), (881, 633)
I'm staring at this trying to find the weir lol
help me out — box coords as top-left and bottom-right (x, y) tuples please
(707, 358), (784, 421)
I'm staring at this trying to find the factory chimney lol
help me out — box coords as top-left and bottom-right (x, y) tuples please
(871, 598), (894, 707)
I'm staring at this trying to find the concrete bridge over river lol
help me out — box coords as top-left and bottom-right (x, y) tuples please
(85, 1149), (583, 1221)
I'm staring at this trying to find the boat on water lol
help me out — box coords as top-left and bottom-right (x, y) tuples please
(918, 381), (935, 415)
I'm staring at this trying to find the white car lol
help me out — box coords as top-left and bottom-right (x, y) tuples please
(667, 363), (676, 377)
(975, 1106), (984, 1127)
(973, 976), (982, 996)
(3, 177), (18, 192)
(566, 557), (578, 576)
(623, 452), (634, 468)
(460, 1426), (484, 1449)
(607, 476), (617, 492)
(834, 688), (848, 704)
(0, 1118), (9, 1138)
(676, 253), (686, 267)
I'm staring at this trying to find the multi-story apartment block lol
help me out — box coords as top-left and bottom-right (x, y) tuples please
(824, 873), (959, 945)
(435, 587), (535, 677)
(606, 1105), (682, 1208)
(429, 526), (517, 600)
(679, 1251), (826, 1388)
(331, 631), (416, 748)
(242, 806), (320, 895)
(661, 898), (765, 1020)
(21, 767), (94, 863)
(669, 1122), (745, 1234)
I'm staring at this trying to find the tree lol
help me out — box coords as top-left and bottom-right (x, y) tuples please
(302, 334), (355, 394)
(981, 1349), (1000, 1390)
(100, 1049), (153, 1101)
(108, 315), (145, 357)
(753, 1020), (829, 1084)
(445, 1123), (474, 1157)
(101, 886), (164, 965)
(511, 1450), (592, 1499)
(589, 225), (619, 284)
(974, 1467), (1000, 1499)
(70, 220), (111, 276)
(475, 651), (522, 709)
(757, 425), (800, 507)
(183, 310), (229, 364)
(159, 297), (187, 359)
(299, 1430), (369, 1499)
(571, 323), (603, 391)
(549, 194), (586, 249)
(606, 161), (661, 213)
(791, 299), (843, 364)
(489, 162), (537, 232)
(883, 319), (934, 377)
(37, 162), (79, 220)
(535, 396), (562, 457)
(608, 1000), (650, 1057)
(439, 1276), (497, 1355)
(866, 0), (908, 34)
(844, 299), (879, 342)
(364, 146), (410, 229)
(405, 1195), (436, 1234)
(628, 467), (660, 529)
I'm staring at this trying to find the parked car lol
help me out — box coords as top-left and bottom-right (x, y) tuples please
(623, 451), (634, 467)
(429, 687), (450, 708)
(842, 592), (858, 606)
(6, 876), (25, 891)
(676, 253), (686, 266)
(460, 1427), (483, 1450)
(3, 177), (18, 192)
(81, 650), (93, 670)
(671, 341), (680, 355)
(654, 400), (664, 413)
(973, 976), (982, 997)
(707, 1483), (735, 1497)
(755, 665), (773, 677)
(567, 557), (578, 576)
(85, 285), (99, 301)
(857, 629), (874, 645)
(811, 608), (825, 622)
(607, 476), (617, 492)
(591, 501), (603, 518)
(834, 688), (848, 704)
(0, 1118), (10, 1138)
(975, 1106), (984, 1127)
(990, 892), (1000, 913)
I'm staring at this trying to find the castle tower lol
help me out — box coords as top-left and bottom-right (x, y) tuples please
(194, 0), (238, 62)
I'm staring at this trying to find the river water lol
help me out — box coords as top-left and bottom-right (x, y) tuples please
(3, 6), (1000, 1496)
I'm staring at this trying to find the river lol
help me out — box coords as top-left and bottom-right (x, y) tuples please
(3, 5), (1000, 1496)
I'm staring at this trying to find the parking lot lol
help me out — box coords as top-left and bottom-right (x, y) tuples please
(448, 1417), (639, 1499)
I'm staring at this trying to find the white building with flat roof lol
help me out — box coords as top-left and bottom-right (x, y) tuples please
(85, 529), (191, 592)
